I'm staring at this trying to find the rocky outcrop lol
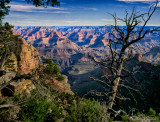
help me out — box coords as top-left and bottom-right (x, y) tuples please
(135, 54), (143, 62)
(0, 71), (35, 97)
(1, 34), (73, 96)
(46, 76), (74, 95)
(7, 34), (39, 74)
(143, 46), (160, 64)
(1, 35), (39, 96)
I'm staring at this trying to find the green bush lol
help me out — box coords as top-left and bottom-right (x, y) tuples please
(43, 58), (53, 64)
(157, 113), (160, 120)
(137, 111), (141, 116)
(56, 75), (65, 81)
(19, 98), (62, 121)
(147, 108), (156, 117)
(43, 58), (60, 76)
(122, 114), (129, 122)
(0, 109), (8, 121)
(64, 99), (103, 122)
(13, 94), (21, 102)
(16, 72), (21, 77)
(0, 100), (7, 105)
(107, 118), (113, 122)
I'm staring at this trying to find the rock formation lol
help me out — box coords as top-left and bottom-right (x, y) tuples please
(7, 34), (39, 74)
(13, 26), (160, 70)
(143, 46), (160, 64)
(0, 34), (73, 96)
(46, 75), (74, 95)
(1, 34), (39, 96)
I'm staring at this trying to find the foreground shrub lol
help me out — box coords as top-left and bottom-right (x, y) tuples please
(147, 108), (156, 117)
(122, 114), (130, 122)
(18, 97), (62, 121)
(64, 99), (103, 122)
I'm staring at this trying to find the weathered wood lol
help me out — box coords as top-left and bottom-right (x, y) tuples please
(0, 104), (14, 109)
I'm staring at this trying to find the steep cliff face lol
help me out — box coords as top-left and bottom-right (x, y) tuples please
(7, 34), (39, 74)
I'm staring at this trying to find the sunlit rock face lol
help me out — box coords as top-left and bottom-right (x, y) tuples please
(0, 35), (39, 97)
(13, 26), (160, 70)
(8, 34), (39, 74)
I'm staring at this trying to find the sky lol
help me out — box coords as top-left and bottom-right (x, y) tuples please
(3, 0), (160, 26)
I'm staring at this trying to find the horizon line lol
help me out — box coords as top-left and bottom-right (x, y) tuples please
(14, 25), (160, 27)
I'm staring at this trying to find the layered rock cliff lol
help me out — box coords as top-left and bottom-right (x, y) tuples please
(13, 26), (160, 70)
(6, 34), (39, 74)
(0, 34), (73, 96)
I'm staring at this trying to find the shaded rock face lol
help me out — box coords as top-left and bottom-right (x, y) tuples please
(11, 79), (35, 95)
(135, 54), (143, 62)
(1, 85), (15, 97)
(143, 46), (160, 64)
(67, 62), (104, 95)
(130, 57), (160, 112)
(0, 70), (35, 97)
(1, 79), (34, 97)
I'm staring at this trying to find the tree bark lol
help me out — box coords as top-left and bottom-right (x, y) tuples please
(0, 104), (14, 109)
(107, 53), (125, 115)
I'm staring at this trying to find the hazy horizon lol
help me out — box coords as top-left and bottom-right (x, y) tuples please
(13, 25), (160, 27)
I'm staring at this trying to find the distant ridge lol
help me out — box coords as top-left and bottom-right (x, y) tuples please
(143, 46), (160, 64)
(13, 26), (160, 69)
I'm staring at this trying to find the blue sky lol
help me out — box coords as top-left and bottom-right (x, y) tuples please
(4, 0), (160, 26)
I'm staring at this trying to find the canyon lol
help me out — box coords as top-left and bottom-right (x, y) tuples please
(13, 26), (160, 94)
(13, 26), (160, 68)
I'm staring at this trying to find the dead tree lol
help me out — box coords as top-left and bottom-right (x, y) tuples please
(89, 0), (159, 117)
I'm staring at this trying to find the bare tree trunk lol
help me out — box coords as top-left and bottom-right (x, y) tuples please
(0, 43), (10, 70)
(0, 104), (14, 109)
(107, 53), (125, 115)
(108, 78), (120, 110)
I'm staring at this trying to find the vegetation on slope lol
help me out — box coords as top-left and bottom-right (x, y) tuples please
(0, 87), (104, 121)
